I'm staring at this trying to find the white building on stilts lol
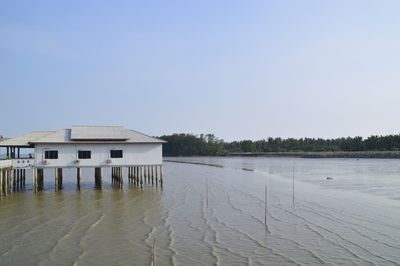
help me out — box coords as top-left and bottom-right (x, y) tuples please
(0, 126), (166, 193)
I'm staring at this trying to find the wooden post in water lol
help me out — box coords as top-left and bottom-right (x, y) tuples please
(95, 167), (102, 189)
(16, 169), (19, 190)
(15, 169), (18, 191)
(23, 169), (26, 187)
(265, 184), (267, 227)
(7, 169), (10, 194)
(133, 167), (136, 184)
(152, 239), (155, 266)
(40, 168), (44, 190)
(148, 166), (151, 183)
(138, 166), (140, 185)
(6, 169), (9, 195)
(113, 167), (116, 185)
(120, 167), (123, 188)
(111, 167), (113, 185)
(58, 168), (63, 190)
(36, 168), (44, 191)
(3, 170), (5, 194)
(19, 169), (21, 189)
(160, 166), (163, 187)
(206, 177), (208, 208)
(33, 168), (36, 192)
(77, 168), (82, 190)
(13, 169), (16, 191)
(137, 166), (140, 185)
(151, 166), (154, 184)
(140, 166), (143, 187)
(10, 169), (14, 193)
(135, 166), (138, 184)
(0, 170), (3, 197)
(292, 162), (295, 208)
(55, 168), (59, 191)
(18, 169), (21, 190)
(155, 166), (158, 185)
(117, 167), (120, 186)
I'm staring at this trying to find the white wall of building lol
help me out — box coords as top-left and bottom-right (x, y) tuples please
(34, 143), (163, 168)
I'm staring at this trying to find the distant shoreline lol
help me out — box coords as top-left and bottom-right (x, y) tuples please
(229, 151), (400, 159)
(166, 151), (400, 159)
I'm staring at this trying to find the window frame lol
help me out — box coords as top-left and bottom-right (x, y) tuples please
(78, 150), (91, 159)
(44, 150), (58, 159)
(110, 149), (123, 158)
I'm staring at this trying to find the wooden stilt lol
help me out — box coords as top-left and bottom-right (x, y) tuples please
(15, 169), (18, 190)
(55, 168), (59, 191)
(160, 166), (163, 186)
(95, 167), (102, 189)
(58, 168), (63, 190)
(155, 166), (158, 185)
(35, 168), (43, 191)
(135, 167), (138, 184)
(0, 170), (3, 196)
(19, 169), (21, 189)
(118, 167), (121, 188)
(10, 169), (14, 193)
(5, 170), (8, 195)
(137, 167), (140, 185)
(140, 166), (143, 186)
(33, 168), (36, 193)
(152, 166), (154, 184)
(77, 168), (82, 190)
(40, 168), (44, 191)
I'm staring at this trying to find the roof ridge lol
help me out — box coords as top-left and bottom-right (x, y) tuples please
(71, 125), (122, 128)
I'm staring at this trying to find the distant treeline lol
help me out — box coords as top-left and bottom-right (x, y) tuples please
(159, 133), (400, 156)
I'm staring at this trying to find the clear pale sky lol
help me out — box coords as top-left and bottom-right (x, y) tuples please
(1, 1), (400, 141)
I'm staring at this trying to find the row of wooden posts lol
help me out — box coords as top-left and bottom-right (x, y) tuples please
(0, 165), (163, 195)
(112, 165), (163, 188)
(0, 168), (26, 196)
(33, 165), (163, 192)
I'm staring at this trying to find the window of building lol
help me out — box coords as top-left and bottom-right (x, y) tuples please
(110, 149), (123, 158)
(78, 150), (91, 159)
(45, 150), (58, 159)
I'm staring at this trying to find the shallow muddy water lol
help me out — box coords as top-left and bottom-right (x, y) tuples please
(1, 157), (400, 265)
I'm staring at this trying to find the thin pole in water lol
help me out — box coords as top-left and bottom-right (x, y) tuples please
(264, 184), (267, 227)
(152, 239), (155, 266)
(206, 177), (209, 208)
(292, 162), (296, 208)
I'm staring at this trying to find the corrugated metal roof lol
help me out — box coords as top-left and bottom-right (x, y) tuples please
(29, 126), (166, 144)
(71, 126), (130, 140)
(0, 131), (55, 147)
